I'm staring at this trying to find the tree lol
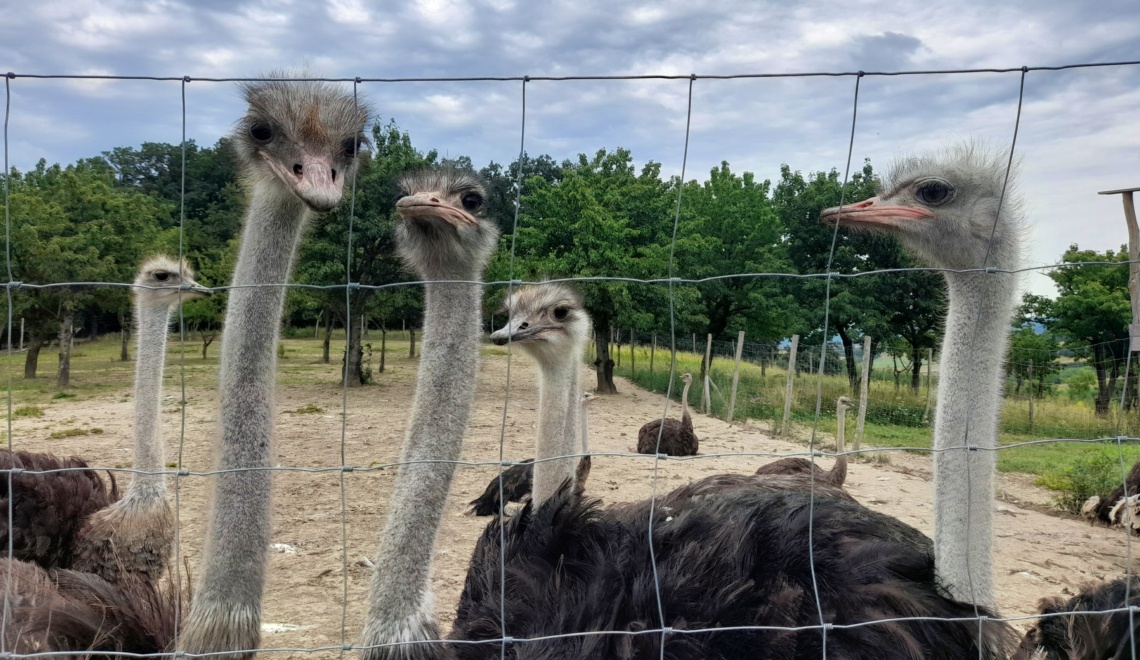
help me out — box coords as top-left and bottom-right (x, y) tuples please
(502, 148), (673, 394)
(1041, 245), (1131, 416)
(1007, 293), (1061, 397)
(295, 120), (436, 386)
(8, 159), (169, 385)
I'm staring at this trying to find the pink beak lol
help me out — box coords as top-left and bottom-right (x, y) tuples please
(820, 196), (933, 228)
(260, 151), (344, 213)
(395, 194), (478, 227)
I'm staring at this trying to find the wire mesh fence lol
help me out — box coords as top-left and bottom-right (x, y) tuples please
(2, 61), (1140, 658)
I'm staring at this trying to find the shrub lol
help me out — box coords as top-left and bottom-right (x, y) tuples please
(1040, 450), (1124, 514)
(13, 406), (44, 418)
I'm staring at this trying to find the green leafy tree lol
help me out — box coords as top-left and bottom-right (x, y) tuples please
(1042, 245), (1131, 415)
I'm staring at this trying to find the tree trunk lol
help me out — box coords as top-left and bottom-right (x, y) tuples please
(322, 312), (333, 364)
(379, 328), (386, 374)
(1094, 345), (1113, 416)
(910, 347), (923, 393)
(120, 327), (130, 362)
(408, 328), (416, 359)
(57, 310), (75, 388)
(201, 332), (216, 360)
(343, 311), (363, 388)
(593, 329), (617, 394)
(24, 335), (44, 379)
(836, 326), (858, 391)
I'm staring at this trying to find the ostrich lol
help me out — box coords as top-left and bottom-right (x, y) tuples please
(366, 258), (1011, 658)
(1081, 456), (1140, 532)
(1013, 576), (1140, 659)
(71, 256), (211, 582)
(465, 391), (597, 517)
(821, 143), (1023, 609)
(754, 395), (850, 487)
(362, 166), (500, 658)
(179, 74), (371, 659)
(636, 372), (698, 456)
(486, 283), (594, 506)
(0, 257), (208, 578)
(0, 257), (208, 652)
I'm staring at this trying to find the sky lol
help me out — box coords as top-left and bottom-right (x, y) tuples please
(1, 0), (1139, 299)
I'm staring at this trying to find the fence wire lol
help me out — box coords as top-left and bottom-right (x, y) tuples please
(2, 60), (1140, 658)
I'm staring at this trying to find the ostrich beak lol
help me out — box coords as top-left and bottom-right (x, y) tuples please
(180, 277), (213, 299)
(490, 317), (545, 345)
(261, 152), (344, 213)
(821, 196), (934, 229)
(396, 194), (479, 227)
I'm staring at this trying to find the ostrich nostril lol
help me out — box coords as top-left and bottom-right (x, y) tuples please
(430, 196), (440, 203)
(331, 169), (338, 182)
(293, 164), (303, 177)
(519, 323), (529, 330)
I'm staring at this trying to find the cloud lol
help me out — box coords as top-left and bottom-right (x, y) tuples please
(0, 0), (1138, 299)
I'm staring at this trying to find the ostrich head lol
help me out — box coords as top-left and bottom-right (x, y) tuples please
(394, 167), (500, 280)
(132, 255), (211, 307)
(490, 283), (593, 364)
(821, 144), (1024, 271)
(837, 395), (853, 411)
(582, 391), (597, 406)
(680, 373), (693, 386)
(233, 73), (371, 213)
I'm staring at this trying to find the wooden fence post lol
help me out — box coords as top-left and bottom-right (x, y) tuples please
(728, 331), (745, 423)
(782, 335), (800, 436)
(854, 335), (871, 452)
(1028, 358), (1035, 434)
(1100, 186), (1140, 430)
(650, 332), (656, 376)
(922, 347), (934, 423)
(692, 333), (696, 354)
(630, 329), (635, 378)
(615, 327), (621, 367)
(702, 333), (713, 414)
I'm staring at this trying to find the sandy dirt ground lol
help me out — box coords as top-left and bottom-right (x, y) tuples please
(9, 347), (1138, 656)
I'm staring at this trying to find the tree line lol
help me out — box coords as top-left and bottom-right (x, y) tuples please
(2, 121), (1131, 406)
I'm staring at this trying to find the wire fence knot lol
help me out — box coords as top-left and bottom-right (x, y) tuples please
(6, 468), (23, 476)
(656, 453), (668, 460)
(1117, 435), (1131, 443)
(4, 72), (13, 79)
(966, 444), (980, 452)
(342, 644), (354, 651)
(182, 76), (191, 83)
(500, 636), (516, 644)
(5, 281), (22, 290)
(341, 465), (355, 473)
(347, 282), (361, 291)
(177, 469), (190, 477)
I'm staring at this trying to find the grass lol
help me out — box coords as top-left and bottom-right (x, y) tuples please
(49, 427), (103, 439)
(12, 405), (44, 418)
(290, 404), (325, 414)
(603, 341), (1140, 501)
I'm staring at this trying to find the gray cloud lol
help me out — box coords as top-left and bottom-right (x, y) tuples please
(1, 0), (1139, 298)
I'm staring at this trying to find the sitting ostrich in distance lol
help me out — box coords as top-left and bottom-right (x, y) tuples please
(636, 372), (698, 455)
(0, 257), (209, 579)
(754, 394), (850, 487)
(465, 391), (597, 517)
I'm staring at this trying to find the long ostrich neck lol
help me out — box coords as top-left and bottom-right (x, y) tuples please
(933, 269), (1016, 607)
(365, 278), (483, 646)
(184, 185), (309, 646)
(532, 351), (579, 506)
(126, 299), (173, 496)
(680, 379), (692, 418)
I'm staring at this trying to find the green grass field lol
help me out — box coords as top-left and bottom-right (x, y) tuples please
(602, 341), (1140, 511)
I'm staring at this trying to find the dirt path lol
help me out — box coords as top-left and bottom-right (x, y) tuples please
(11, 349), (1137, 656)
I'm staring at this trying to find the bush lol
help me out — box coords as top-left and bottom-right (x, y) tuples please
(1040, 449), (1124, 514)
(13, 406), (44, 418)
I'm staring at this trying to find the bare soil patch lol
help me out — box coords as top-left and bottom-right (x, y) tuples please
(11, 347), (1135, 656)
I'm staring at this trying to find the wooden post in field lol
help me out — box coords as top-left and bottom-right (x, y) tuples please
(1100, 187), (1140, 419)
(702, 333), (713, 414)
(616, 328), (621, 368)
(630, 329), (635, 377)
(692, 333), (696, 354)
(922, 348), (934, 423)
(728, 331), (745, 423)
(408, 328), (416, 358)
(649, 332), (656, 375)
(854, 335), (871, 452)
(782, 335), (800, 435)
(314, 310), (322, 338)
(19, 318), (24, 351)
(379, 329), (386, 373)
(1028, 358), (1035, 433)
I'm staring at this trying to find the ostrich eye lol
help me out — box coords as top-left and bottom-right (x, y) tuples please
(343, 137), (360, 157)
(249, 122), (273, 144)
(153, 271), (170, 282)
(915, 180), (953, 206)
(461, 192), (484, 212)
(553, 307), (569, 321)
